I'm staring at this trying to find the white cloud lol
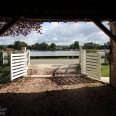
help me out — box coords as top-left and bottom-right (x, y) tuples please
(52, 37), (57, 41)
(0, 21), (110, 45)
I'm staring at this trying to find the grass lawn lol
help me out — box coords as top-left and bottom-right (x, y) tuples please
(0, 64), (10, 84)
(101, 64), (110, 77)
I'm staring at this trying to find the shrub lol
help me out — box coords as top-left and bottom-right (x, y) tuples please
(86, 49), (98, 53)
(106, 51), (110, 64)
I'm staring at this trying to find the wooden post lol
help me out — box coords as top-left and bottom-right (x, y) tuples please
(109, 21), (116, 88)
(81, 49), (83, 74)
(10, 53), (12, 81)
(28, 50), (30, 65)
(21, 47), (26, 52)
(79, 45), (82, 66)
(104, 49), (107, 64)
(98, 53), (101, 80)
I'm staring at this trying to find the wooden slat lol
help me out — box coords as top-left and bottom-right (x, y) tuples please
(12, 65), (25, 69)
(84, 70), (99, 75)
(85, 65), (99, 69)
(12, 68), (26, 73)
(12, 59), (26, 63)
(85, 59), (99, 63)
(86, 53), (100, 56)
(12, 62), (25, 66)
(86, 56), (99, 59)
(86, 69), (99, 73)
(12, 53), (26, 56)
(12, 56), (26, 60)
(83, 62), (98, 66)
(83, 72), (98, 78)
(12, 70), (26, 76)
(12, 73), (26, 80)
(86, 62), (98, 65)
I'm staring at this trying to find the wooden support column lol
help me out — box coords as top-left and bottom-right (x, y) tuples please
(92, 20), (116, 87)
(92, 19), (116, 41)
(109, 21), (116, 88)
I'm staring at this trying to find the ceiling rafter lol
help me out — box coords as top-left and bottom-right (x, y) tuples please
(0, 17), (20, 36)
(92, 19), (116, 41)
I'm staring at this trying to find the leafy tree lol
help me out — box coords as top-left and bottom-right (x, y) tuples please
(104, 41), (110, 49)
(13, 41), (27, 50)
(0, 45), (7, 50)
(70, 44), (74, 49)
(33, 43), (40, 50)
(40, 42), (49, 50)
(7, 44), (14, 48)
(50, 43), (56, 50)
(74, 41), (79, 49)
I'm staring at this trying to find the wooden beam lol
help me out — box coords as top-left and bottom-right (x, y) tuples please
(92, 19), (116, 41)
(0, 17), (20, 36)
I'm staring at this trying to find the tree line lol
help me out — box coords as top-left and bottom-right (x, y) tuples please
(0, 40), (110, 51)
(0, 41), (79, 51)
(83, 41), (110, 49)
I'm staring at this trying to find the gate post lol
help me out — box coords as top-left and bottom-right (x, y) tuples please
(109, 21), (116, 87)
(79, 45), (82, 66)
(10, 53), (13, 81)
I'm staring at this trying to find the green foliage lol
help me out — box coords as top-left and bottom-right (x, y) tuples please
(83, 42), (106, 49)
(40, 42), (49, 50)
(74, 41), (79, 49)
(2, 40), (111, 51)
(104, 41), (110, 49)
(50, 43), (56, 50)
(86, 49), (98, 53)
(106, 51), (110, 64)
(13, 41), (27, 50)
(0, 45), (7, 50)
(70, 41), (79, 50)
(0, 64), (10, 84)
(33, 43), (40, 50)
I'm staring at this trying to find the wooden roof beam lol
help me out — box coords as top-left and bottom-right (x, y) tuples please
(0, 17), (20, 36)
(92, 19), (116, 41)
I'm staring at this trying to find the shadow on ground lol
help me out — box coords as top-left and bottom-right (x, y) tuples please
(48, 76), (102, 85)
(0, 84), (116, 116)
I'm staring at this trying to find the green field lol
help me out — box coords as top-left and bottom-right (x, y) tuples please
(101, 64), (110, 77)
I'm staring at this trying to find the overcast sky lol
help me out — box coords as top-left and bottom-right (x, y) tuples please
(0, 21), (110, 45)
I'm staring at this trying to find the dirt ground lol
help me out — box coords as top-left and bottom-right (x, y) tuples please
(0, 76), (116, 116)
(0, 64), (114, 116)
(27, 64), (80, 76)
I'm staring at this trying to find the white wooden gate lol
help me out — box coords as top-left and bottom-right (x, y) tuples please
(10, 51), (30, 81)
(81, 51), (101, 80)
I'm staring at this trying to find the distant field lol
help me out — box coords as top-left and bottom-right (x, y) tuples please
(101, 64), (110, 77)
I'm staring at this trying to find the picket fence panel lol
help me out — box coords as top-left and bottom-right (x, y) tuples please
(10, 52), (27, 81)
(81, 51), (101, 80)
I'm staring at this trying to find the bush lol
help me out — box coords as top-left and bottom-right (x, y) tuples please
(86, 49), (98, 53)
(106, 51), (110, 64)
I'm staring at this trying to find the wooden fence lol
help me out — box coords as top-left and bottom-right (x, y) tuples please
(3, 52), (8, 64)
(10, 50), (30, 81)
(81, 50), (101, 80)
